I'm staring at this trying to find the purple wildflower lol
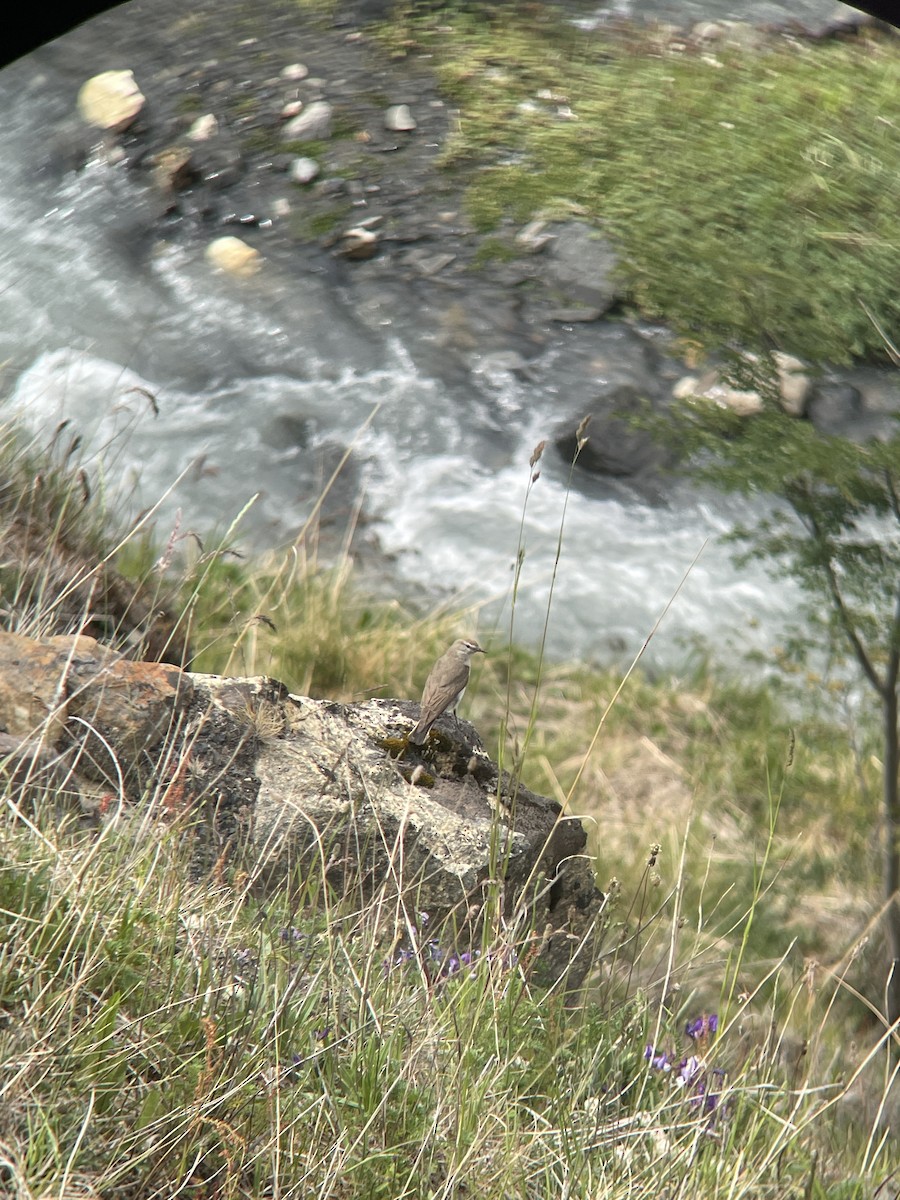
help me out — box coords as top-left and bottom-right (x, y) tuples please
(644, 1022), (727, 1130)
(644, 1045), (673, 1072)
(675, 1055), (702, 1087)
(685, 1013), (718, 1040)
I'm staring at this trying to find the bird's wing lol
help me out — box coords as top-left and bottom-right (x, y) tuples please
(420, 664), (467, 718)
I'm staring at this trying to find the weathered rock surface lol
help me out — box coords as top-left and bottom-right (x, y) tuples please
(0, 632), (603, 991)
(538, 222), (624, 315)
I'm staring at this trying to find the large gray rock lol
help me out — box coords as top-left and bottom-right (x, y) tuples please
(807, 381), (864, 435)
(536, 221), (624, 314)
(0, 634), (603, 993)
(188, 675), (602, 991)
(554, 382), (678, 480)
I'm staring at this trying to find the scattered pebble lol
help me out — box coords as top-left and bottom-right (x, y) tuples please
(187, 113), (218, 141)
(384, 104), (416, 132)
(283, 100), (333, 141)
(337, 227), (379, 260)
(289, 156), (320, 185)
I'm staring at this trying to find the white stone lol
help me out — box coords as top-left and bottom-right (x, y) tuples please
(187, 114), (218, 141)
(281, 100), (303, 119)
(77, 70), (145, 132)
(672, 375), (700, 400)
(693, 20), (724, 40)
(516, 218), (554, 253)
(283, 101), (333, 142)
(384, 104), (416, 132)
(289, 156), (320, 185)
(674, 371), (762, 415)
(281, 63), (309, 82)
(205, 236), (263, 277)
(705, 382), (763, 416)
(773, 351), (812, 416)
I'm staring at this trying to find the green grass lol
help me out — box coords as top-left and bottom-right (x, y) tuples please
(2, 755), (896, 1197)
(383, 10), (899, 363)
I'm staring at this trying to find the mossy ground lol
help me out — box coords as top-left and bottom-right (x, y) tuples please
(380, 8), (899, 364)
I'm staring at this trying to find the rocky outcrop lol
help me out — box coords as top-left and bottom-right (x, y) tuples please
(0, 632), (603, 991)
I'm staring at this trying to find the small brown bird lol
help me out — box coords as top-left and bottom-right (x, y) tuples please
(408, 637), (485, 745)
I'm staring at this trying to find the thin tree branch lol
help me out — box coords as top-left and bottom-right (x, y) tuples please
(801, 502), (886, 697)
(885, 467), (900, 527)
(888, 584), (900, 693)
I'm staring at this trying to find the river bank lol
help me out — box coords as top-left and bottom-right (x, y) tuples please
(1, 0), (897, 668)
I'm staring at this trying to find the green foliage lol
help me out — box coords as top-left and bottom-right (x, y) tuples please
(660, 377), (900, 1022)
(668, 396), (900, 673)
(471, 234), (519, 266)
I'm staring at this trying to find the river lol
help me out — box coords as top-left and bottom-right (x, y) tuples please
(0, 0), (880, 671)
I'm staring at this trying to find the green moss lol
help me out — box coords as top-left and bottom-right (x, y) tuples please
(291, 204), (353, 241)
(239, 128), (285, 157)
(380, 735), (412, 758)
(282, 138), (329, 159)
(229, 95), (261, 119)
(175, 93), (204, 116)
(470, 235), (518, 266)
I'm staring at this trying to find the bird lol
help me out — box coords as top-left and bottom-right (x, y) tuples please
(408, 638), (486, 745)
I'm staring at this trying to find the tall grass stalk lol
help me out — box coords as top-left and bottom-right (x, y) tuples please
(498, 425), (592, 791)
(8, 771), (885, 1199)
(564, 540), (708, 811)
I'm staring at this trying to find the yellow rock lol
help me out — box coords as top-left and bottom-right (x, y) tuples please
(77, 69), (145, 132)
(205, 236), (263, 277)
